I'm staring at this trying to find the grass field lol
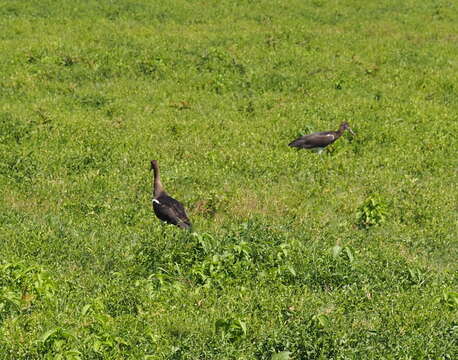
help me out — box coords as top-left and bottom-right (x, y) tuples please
(1, 0), (457, 358)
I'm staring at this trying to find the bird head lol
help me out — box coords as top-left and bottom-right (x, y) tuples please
(151, 160), (158, 171)
(341, 122), (355, 135)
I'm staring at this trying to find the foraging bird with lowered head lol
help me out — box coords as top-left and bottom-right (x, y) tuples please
(150, 160), (191, 230)
(288, 122), (355, 154)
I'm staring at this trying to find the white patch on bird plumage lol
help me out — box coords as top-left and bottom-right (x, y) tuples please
(325, 134), (335, 139)
(152, 199), (161, 205)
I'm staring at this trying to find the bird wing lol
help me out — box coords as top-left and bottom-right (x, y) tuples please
(289, 131), (336, 148)
(153, 195), (191, 229)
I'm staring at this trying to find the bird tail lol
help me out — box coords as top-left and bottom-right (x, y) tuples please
(178, 219), (192, 230)
(288, 139), (302, 148)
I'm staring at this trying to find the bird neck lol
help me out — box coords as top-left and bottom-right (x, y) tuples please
(152, 164), (165, 197)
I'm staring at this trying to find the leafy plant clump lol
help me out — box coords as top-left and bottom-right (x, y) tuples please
(0, 262), (56, 322)
(356, 195), (389, 229)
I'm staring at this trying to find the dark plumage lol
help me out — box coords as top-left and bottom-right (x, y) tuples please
(150, 160), (191, 230)
(288, 122), (355, 153)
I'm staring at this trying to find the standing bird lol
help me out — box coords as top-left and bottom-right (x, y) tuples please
(288, 122), (355, 154)
(150, 160), (191, 230)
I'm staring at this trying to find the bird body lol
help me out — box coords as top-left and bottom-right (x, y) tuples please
(288, 122), (354, 152)
(150, 160), (191, 230)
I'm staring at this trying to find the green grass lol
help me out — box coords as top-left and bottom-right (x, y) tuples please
(1, 0), (457, 358)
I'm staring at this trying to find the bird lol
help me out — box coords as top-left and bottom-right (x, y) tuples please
(288, 122), (355, 154)
(150, 160), (191, 230)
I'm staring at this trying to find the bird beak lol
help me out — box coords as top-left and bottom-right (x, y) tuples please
(348, 127), (355, 136)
